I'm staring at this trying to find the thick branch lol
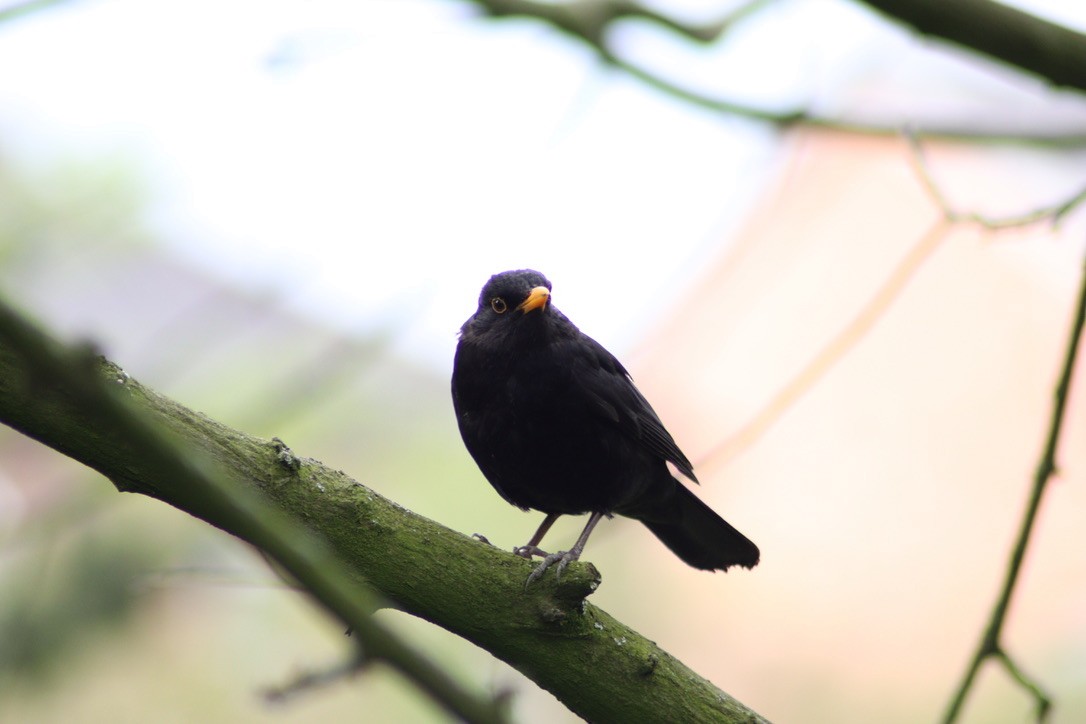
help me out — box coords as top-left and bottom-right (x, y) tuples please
(0, 300), (764, 723)
(855, 0), (1086, 93)
(0, 299), (506, 724)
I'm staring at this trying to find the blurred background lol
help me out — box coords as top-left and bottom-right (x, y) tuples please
(1, 0), (1085, 722)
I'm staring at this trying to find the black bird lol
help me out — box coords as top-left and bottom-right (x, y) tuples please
(452, 269), (759, 582)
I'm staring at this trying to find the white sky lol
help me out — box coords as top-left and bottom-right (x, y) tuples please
(0, 0), (1083, 366)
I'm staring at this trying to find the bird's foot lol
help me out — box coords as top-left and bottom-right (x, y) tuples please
(513, 544), (550, 559)
(525, 549), (579, 586)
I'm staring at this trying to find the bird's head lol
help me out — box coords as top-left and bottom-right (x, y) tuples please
(460, 269), (554, 341)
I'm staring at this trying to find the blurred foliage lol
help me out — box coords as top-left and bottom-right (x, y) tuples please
(0, 150), (149, 263)
(0, 154), (188, 705)
(0, 487), (172, 685)
(0, 153), (154, 689)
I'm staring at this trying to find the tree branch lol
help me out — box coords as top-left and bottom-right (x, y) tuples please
(0, 297), (765, 723)
(907, 132), (1086, 228)
(466, 0), (1086, 147)
(854, 0), (1086, 93)
(0, 297), (508, 724)
(478, 0), (771, 46)
(697, 132), (1086, 471)
(941, 247), (1086, 723)
(696, 217), (951, 471)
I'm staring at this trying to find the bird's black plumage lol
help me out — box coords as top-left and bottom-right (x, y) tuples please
(452, 269), (759, 580)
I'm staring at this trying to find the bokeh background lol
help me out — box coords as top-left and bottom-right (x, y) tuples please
(2, 1), (1085, 722)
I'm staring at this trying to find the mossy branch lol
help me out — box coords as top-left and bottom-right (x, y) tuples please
(0, 297), (765, 723)
(0, 298), (508, 724)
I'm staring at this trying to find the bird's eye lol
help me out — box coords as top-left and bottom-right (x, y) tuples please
(490, 297), (508, 314)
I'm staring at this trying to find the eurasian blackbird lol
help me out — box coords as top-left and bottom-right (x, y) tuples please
(452, 269), (759, 582)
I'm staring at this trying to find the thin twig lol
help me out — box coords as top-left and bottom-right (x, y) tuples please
(697, 132), (1085, 716)
(906, 131), (1086, 228)
(696, 218), (952, 470)
(478, 0), (768, 46)
(998, 649), (1052, 722)
(941, 247), (1086, 723)
(264, 653), (369, 705)
(612, 55), (1086, 147)
(699, 135), (1086, 469)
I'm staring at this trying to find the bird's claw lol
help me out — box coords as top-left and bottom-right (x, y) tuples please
(513, 544), (550, 559)
(525, 550), (578, 587)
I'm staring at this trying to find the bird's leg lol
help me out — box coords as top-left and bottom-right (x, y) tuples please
(513, 513), (560, 559)
(526, 511), (604, 585)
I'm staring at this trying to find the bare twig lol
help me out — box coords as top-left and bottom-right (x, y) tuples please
(696, 218), (952, 470)
(478, 0), (769, 46)
(908, 133), (1086, 724)
(941, 247), (1086, 723)
(699, 134), (1086, 470)
(264, 653), (369, 705)
(698, 133), (1085, 716)
(611, 56), (1086, 147)
(906, 132), (1086, 228)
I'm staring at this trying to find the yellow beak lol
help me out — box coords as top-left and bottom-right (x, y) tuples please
(517, 286), (550, 313)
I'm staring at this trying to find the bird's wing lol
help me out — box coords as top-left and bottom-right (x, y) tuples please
(570, 335), (698, 483)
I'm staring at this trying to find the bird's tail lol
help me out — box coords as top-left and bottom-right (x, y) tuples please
(633, 483), (759, 572)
